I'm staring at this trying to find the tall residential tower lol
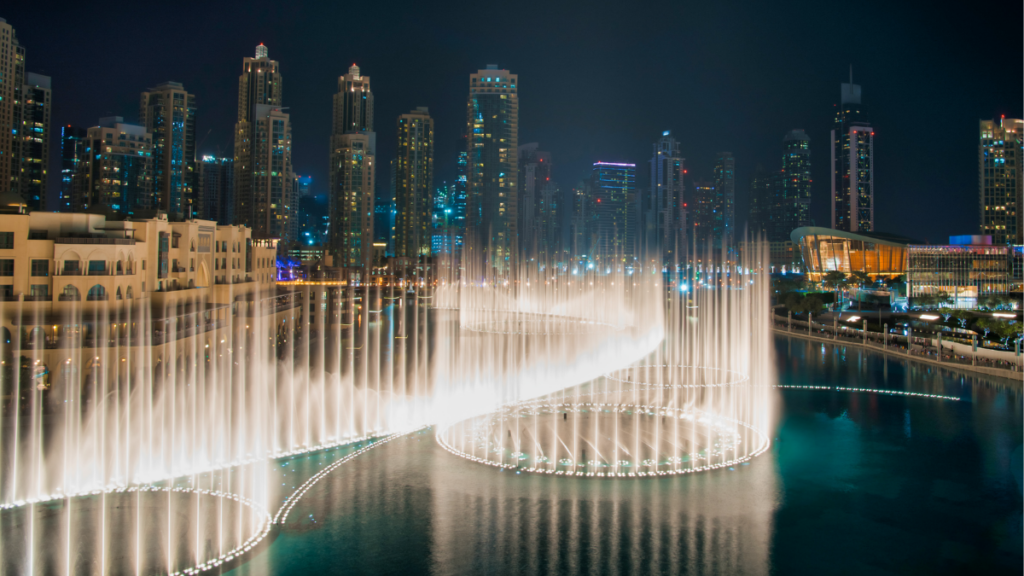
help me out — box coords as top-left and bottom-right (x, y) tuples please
(394, 107), (434, 258)
(141, 82), (197, 219)
(329, 64), (376, 271)
(979, 117), (1023, 245)
(233, 44), (294, 242)
(648, 131), (685, 262)
(831, 72), (874, 232)
(466, 65), (518, 267)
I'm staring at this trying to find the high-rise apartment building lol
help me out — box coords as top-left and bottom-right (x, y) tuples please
(394, 107), (434, 258)
(466, 65), (518, 266)
(141, 81), (197, 219)
(647, 131), (685, 262)
(14, 73), (51, 211)
(59, 125), (88, 212)
(690, 180), (720, 249)
(771, 130), (812, 241)
(518, 144), (559, 258)
(333, 64), (373, 134)
(197, 155), (234, 224)
(329, 64), (376, 271)
(979, 117), (1023, 245)
(588, 162), (635, 260)
(234, 44), (293, 242)
(452, 138), (468, 259)
(76, 117), (155, 215)
(713, 152), (735, 248)
(831, 74), (874, 232)
(748, 164), (770, 238)
(329, 133), (375, 270)
(0, 18), (25, 201)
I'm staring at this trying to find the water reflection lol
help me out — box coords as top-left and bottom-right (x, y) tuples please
(227, 337), (1022, 575)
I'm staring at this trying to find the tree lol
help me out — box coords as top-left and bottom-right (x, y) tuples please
(937, 307), (954, 323)
(975, 317), (994, 339)
(951, 309), (971, 329)
(885, 274), (907, 296)
(802, 296), (824, 314)
(849, 271), (871, 289)
(988, 319), (1023, 347)
(772, 275), (805, 295)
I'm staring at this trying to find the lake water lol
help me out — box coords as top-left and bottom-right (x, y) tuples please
(227, 335), (1023, 575)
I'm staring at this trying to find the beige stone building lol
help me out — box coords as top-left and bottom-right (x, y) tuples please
(0, 194), (276, 314)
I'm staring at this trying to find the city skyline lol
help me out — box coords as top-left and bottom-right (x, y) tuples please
(0, 3), (1021, 245)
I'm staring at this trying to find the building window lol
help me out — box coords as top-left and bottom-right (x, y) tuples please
(64, 260), (80, 275)
(0, 260), (13, 276)
(30, 284), (48, 299)
(0, 232), (13, 249)
(88, 260), (106, 275)
(31, 260), (48, 276)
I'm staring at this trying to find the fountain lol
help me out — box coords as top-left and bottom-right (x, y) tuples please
(1, 237), (775, 573)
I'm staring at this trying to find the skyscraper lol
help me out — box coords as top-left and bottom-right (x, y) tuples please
(394, 107), (434, 258)
(831, 72), (874, 232)
(588, 162), (635, 260)
(197, 155), (234, 224)
(979, 117), (1023, 245)
(329, 64), (376, 271)
(452, 138), (468, 259)
(748, 164), (770, 238)
(14, 73), (51, 211)
(466, 65), (518, 267)
(648, 131), (685, 262)
(76, 117), (154, 215)
(58, 125), (88, 212)
(691, 180), (720, 249)
(0, 18), (25, 200)
(234, 44), (293, 241)
(713, 152), (735, 248)
(141, 81), (197, 219)
(771, 129), (812, 241)
(518, 144), (558, 259)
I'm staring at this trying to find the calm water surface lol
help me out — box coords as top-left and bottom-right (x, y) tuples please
(229, 336), (1023, 575)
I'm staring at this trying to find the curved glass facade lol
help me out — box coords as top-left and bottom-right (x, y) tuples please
(791, 226), (908, 278)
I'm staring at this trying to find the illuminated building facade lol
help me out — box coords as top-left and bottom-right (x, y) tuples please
(831, 75), (874, 232)
(979, 117), (1022, 245)
(14, 73), (51, 211)
(466, 65), (518, 267)
(907, 236), (1013, 309)
(77, 118), (155, 215)
(518, 143), (559, 259)
(395, 107), (434, 258)
(713, 152), (735, 248)
(647, 131), (685, 262)
(58, 125), (87, 212)
(197, 156), (234, 224)
(329, 133), (375, 271)
(588, 162), (635, 259)
(330, 64), (376, 271)
(791, 226), (908, 280)
(691, 180), (722, 250)
(0, 18), (26, 202)
(234, 44), (294, 242)
(141, 82), (196, 219)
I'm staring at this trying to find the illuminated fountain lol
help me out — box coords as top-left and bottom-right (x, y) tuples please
(0, 281), (433, 574)
(1, 236), (774, 573)
(436, 243), (774, 478)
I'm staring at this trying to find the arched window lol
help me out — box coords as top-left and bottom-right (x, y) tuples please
(190, 239), (196, 252)
(86, 285), (107, 301)
(126, 286), (134, 299)
(1, 326), (11, 344)
(116, 261), (123, 275)
(60, 285), (80, 301)
(116, 287), (123, 300)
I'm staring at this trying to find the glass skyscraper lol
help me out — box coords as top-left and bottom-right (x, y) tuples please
(466, 65), (518, 268)
(588, 162), (635, 261)
(140, 81), (196, 219)
(831, 74), (874, 232)
(979, 117), (1022, 245)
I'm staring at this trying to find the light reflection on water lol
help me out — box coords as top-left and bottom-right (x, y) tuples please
(228, 336), (1023, 576)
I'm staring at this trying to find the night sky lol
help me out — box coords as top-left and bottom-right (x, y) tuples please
(6, 1), (1021, 243)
